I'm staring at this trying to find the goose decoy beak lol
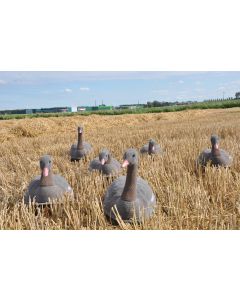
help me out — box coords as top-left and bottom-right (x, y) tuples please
(42, 167), (49, 177)
(101, 159), (105, 165)
(122, 160), (129, 168)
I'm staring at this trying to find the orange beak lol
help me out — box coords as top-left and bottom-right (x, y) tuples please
(122, 160), (129, 168)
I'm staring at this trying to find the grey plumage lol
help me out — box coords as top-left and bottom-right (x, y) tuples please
(24, 155), (73, 204)
(103, 149), (156, 222)
(89, 149), (121, 176)
(102, 159), (121, 176)
(70, 143), (92, 160)
(89, 158), (102, 172)
(140, 139), (163, 155)
(197, 135), (233, 168)
(70, 126), (92, 161)
(104, 176), (156, 221)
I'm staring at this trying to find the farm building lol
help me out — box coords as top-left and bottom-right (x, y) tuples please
(77, 107), (86, 112)
(77, 105), (113, 112)
(35, 107), (72, 113)
(0, 107), (73, 115)
(0, 109), (30, 115)
(115, 104), (144, 109)
(98, 105), (113, 110)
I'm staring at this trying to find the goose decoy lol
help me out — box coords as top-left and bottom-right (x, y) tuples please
(140, 139), (163, 155)
(103, 148), (156, 223)
(24, 155), (73, 204)
(89, 149), (121, 176)
(197, 135), (233, 168)
(70, 126), (92, 161)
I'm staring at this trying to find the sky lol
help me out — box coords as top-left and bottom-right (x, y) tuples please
(0, 71), (240, 110)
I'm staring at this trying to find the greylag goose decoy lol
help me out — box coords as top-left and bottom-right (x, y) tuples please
(89, 149), (121, 176)
(24, 155), (73, 204)
(140, 139), (163, 155)
(70, 126), (92, 161)
(103, 148), (156, 223)
(197, 135), (233, 168)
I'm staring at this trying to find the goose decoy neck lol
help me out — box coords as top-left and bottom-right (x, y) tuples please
(211, 145), (220, 156)
(148, 139), (156, 154)
(105, 153), (112, 164)
(121, 163), (138, 202)
(211, 135), (220, 156)
(148, 143), (154, 154)
(77, 128), (84, 150)
(40, 169), (54, 186)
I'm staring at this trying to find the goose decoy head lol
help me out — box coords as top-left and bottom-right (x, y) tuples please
(40, 155), (52, 177)
(149, 139), (157, 151)
(78, 126), (83, 134)
(122, 148), (138, 167)
(211, 135), (219, 149)
(99, 149), (110, 165)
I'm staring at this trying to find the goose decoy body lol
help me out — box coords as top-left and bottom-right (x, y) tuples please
(70, 126), (92, 161)
(24, 155), (73, 204)
(89, 149), (121, 176)
(197, 135), (233, 168)
(103, 148), (156, 223)
(140, 139), (163, 155)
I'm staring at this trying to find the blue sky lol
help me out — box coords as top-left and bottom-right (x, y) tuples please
(0, 71), (240, 109)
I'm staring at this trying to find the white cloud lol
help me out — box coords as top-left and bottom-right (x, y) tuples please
(0, 79), (7, 85)
(65, 88), (72, 93)
(178, 80), (184, 84)
(152, 89), (168, 95)
(178, 90), (188, 94)
(195, 88), (204, 92)
(217, 86), (225, 91)
(230, 80), (240, 86)
(80, 87), (90, 91)
(176, 96), (186, 100)
(41, 90), (51, 95)
(194, 95), (206, 99)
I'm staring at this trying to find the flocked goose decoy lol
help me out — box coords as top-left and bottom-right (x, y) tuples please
(89, 149), (121, 176)
(70, 126), (92, 161)
(103, 148), (156, 223)
(140, 139), (163, 155)
(197, 135), (233, 168)
(24, 155), (73, 204)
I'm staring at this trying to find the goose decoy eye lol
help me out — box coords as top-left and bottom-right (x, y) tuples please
(49, 160), (51, 163)
(132, 154), (135, 157)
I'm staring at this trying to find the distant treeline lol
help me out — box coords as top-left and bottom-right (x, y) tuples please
(1, 99), (240, 120)
(145, 97), (236, 108)
(204, 97), (235, 102)
(144, 100), (198, 107)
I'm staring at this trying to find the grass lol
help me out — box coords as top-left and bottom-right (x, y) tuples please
(1, 100), (240, 120)
(0, 107), (240, 229)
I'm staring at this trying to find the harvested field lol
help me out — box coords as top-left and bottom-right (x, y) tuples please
(1, 108), (240, 229)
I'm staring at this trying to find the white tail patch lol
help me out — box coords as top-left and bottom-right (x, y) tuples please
(150, 193), (155, 202)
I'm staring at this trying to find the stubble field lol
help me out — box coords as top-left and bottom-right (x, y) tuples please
(1, 108), (240, 229)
